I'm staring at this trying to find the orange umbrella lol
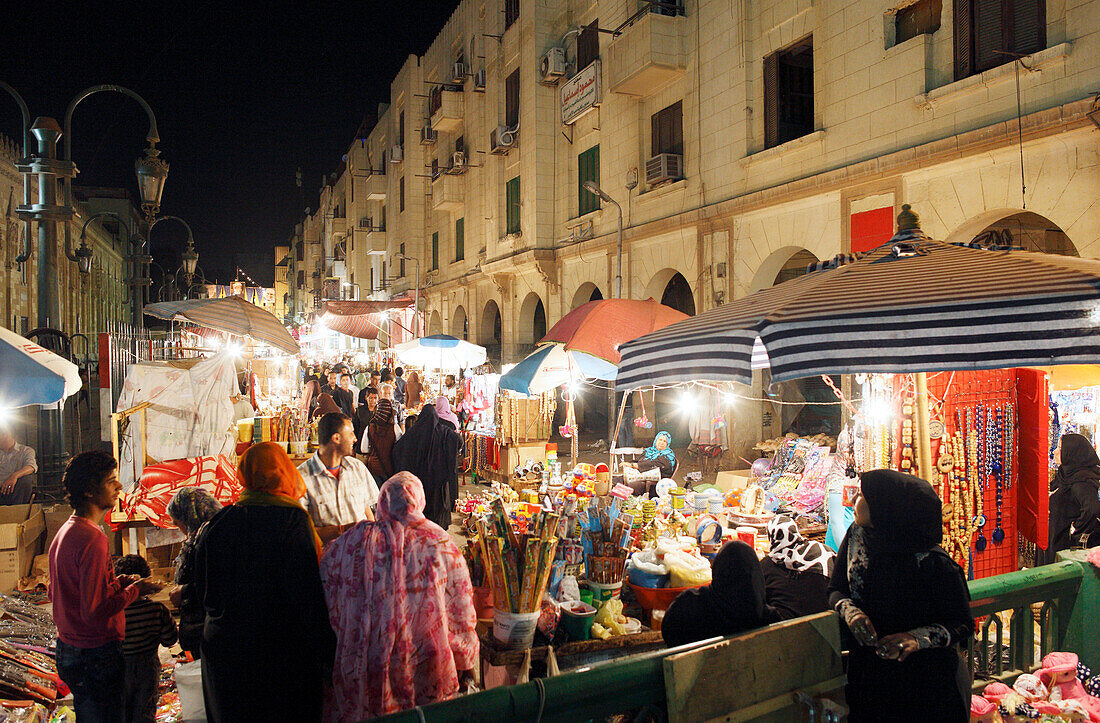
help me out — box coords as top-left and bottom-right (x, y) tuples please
(540, 299), (690, 364)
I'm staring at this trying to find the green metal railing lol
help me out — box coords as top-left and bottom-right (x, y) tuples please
(379, 559), (1096, 722)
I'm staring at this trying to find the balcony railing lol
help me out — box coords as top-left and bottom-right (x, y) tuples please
(613, 0), (685, 36)
(607, 1), (688, 97)
(376, 558), (1096, 722)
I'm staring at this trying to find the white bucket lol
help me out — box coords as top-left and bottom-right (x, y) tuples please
(174, 660), (207, 722)
(587, 580), (623, 602)
(492, 608), (540, 650)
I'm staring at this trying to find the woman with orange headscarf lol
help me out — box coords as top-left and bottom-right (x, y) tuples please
(192, 442), (335, 722)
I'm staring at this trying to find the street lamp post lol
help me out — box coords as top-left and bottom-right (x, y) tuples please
(396, 253), (421, 337)
(1, 81), (167, 497)
(582, 181), (623, 298)
(148, 215), (199, 294)
(582, 180), (626, 445)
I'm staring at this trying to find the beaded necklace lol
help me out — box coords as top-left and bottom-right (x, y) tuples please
(992, 405), (1006, 545)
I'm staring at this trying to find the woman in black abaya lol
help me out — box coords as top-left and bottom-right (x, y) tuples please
(661, 540), (779, 648)
(391, 402), (461, 530)
(1049, 433), (1100, 554)
(828, 470), (973, 722)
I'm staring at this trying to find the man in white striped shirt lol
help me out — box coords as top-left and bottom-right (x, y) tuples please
(298, 412), (379, 545)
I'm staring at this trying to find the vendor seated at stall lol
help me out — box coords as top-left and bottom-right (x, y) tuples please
(662, 540), (780, 648)
(0, 426), (36, 506)
(628, 431), (677, 497)
(299, 412), (379, 545)
(761, 516), (835, 621)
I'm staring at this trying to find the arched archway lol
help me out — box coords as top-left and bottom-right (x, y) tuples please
(452, 305), (468, 340)
(972, 211), (1078, 256)
(749, 246), (821, 293)
(480, 300), (502, 367)
(571, 282), (604, 310)
(428, 310), (442, 336)
(660, 273), (695, 316)
(518, 292), (546, 355)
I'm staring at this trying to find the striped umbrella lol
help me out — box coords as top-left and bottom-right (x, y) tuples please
(145, 296), (299, 355)
(617, 214), (1100, 390)
(0, 326), (82, 408)
(499, 343), (619, 395)
(394, 334), (486, 370)
(318, 299), (412, 340)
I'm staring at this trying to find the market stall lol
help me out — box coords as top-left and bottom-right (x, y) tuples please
(616, 207), (1100, 581)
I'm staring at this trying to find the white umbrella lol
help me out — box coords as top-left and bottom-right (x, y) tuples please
(395, 334), (486, 370)
(0, 326), (82, 408)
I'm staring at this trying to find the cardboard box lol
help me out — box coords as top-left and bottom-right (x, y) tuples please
(714, 471), (751, 494)
(43, 503), (74, 551)
(0, 504), (46, 592)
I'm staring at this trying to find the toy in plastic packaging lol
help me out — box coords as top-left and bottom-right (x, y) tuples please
(559, 575), (581, 602)
(47, 708), (75, 723)
(536, 595), (560, 638)
(0, 701), (48, 723)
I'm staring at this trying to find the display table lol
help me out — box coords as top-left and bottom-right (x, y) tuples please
(477, 624), (664, 688)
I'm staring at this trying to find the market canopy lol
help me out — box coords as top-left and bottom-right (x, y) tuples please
(499, 343), (618, 395)
(0, 326), (82, 408)
(395, 334), (486, 370)
(317, 299), (413, 340)
(617, 209), (1100, 390)
(145, 295), (299, 355)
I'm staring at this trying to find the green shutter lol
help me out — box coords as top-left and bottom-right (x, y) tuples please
(455, 218), (465, 261)
(578, 145), (600, 215)
(432, 232), (439, 270)
(506, 177), (521, 234)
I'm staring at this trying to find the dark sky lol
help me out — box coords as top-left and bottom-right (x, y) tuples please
(1, 1), (459, 286)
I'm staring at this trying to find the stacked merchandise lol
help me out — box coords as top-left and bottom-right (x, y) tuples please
(461, 374), (499, 433)
(972, 652), (1100, 722)
(461, 432), (502, 481)
(1050, 387), (1099, 466)
(755, 437), (835, 519)
(0, 595), (62, 717)
(477, 499), (560, 618)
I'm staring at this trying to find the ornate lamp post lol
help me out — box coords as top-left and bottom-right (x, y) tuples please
(0, 81), (167, 497)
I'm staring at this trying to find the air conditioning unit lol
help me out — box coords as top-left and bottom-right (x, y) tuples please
(420, 124), (437, 145)
(390, 145), (404, 163)
(539, 47), (567, 84)
(452, 62), (468, 83)
(489, 125), (518, 154)
(645, 153), (683, 187)
(448, 151), (468, 173)
(473, 69), (486, 91)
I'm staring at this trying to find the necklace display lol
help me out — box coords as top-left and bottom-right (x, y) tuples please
(901, 402), (916, 475)
(975, 404), (990, 553)
(991, 406), (1006, 545)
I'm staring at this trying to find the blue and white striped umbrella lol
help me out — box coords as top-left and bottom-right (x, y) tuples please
(499, 343), (618, 395)
(0, 326), (82, 408)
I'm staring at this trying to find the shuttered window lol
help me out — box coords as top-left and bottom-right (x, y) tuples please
(399, 177), (405, 212)
(505, 0), (519, 30)
(455, 218), (465, 261)
(506, 176), (521, 235)
(398, 243), (405, 277)
(650, 102), (683, 157)
(578, 145), (600, 215)
(577, 19), (600, 70)
(431, 232), (439, 270)
(763, 37), (814, 150)
(505, 69), (520, 128)
(954, 0), (1045, 80)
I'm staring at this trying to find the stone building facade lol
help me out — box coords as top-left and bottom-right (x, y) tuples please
(1, 136), (131, 343)
(290, 0), (1100, 450)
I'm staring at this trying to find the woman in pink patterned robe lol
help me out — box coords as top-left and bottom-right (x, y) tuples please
(320, 471), (478, 720)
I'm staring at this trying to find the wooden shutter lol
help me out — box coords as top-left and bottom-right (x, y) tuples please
(763, 52), (779, 149)
(455, 218), (464, 261)
(973, 0), (1004, 72)
(1011, 0), (1045, 57)
(651, 111), (660, 158)
(506, 69), (520, 128)
(432, 232), (439, 270)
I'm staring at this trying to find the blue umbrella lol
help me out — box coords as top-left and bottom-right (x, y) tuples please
(499, 343), (618, 395)
(0, 326), (82, 408)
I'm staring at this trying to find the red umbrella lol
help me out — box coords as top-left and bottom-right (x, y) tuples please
(540, 299), (690, 364)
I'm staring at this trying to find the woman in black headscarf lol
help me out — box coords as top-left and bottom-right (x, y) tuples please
(1049, 433), (1100, 554)
(661, 541), (779, 648)
(828, 470), (973, 722)
(761, 515), (835, 621)
(167, 488), (223, 658)
(391, 403), (461, 530)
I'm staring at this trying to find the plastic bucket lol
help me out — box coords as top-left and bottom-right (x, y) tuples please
(587, 580), (622, 603)
(493, 609), (540, 650)
(559, 600), (597, 641)
(289, 440), (308, 456)
(627, 565), (669, 589)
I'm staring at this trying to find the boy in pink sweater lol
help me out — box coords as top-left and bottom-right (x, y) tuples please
(49, 451), (160, 722)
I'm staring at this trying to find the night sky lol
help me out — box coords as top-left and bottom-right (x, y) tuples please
(1, 1), (460, 286)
